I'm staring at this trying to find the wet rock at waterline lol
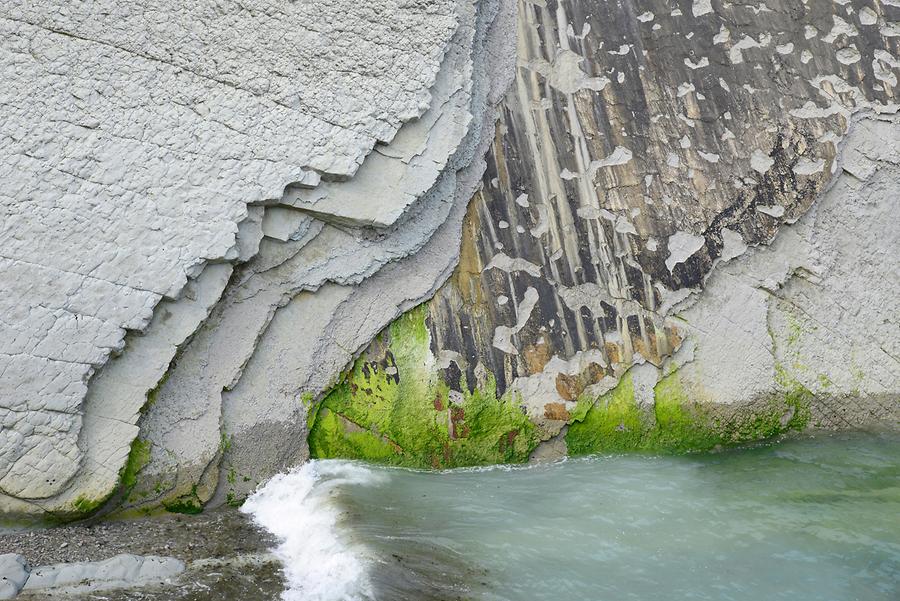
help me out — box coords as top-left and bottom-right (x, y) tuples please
(1, 0), (899, 518)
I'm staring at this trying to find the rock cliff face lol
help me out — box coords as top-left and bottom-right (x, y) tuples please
(310, 0), (900, 467)
(1, 0), (898, 519)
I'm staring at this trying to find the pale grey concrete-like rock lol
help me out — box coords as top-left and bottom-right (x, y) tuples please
(0, 0), (473, 516)
(21, 554), (184, 595)
(0, 554), (28, 600)
(48, 264), (234, 512)
(674, 115), (900, 429)
(127, 0), (519, 510)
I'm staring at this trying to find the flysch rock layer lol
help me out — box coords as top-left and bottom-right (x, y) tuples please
(307, 0), (899, 466)
(21, 553), (184, 596)
(1, 0), (898, 518)
(126, 0), (518, 512)
(0, 0), (509, 517)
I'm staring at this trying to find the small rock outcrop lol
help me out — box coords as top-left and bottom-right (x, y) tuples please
(0, 552), (184, 599)
(0, 554), (28, 600)
(21, 554), (184, 596)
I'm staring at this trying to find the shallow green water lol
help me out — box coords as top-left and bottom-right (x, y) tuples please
(244, 433), (900, 601)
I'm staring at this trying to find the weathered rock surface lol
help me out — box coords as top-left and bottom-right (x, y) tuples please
(0, 0), (514, 517)
(0, 554), (28, 600)
(0, 551), (186, 599)
(21, 554), (184, 595)
(309, 0), (900, 464)
(1, 0), (452, 488)
(1, 0), (898, 517)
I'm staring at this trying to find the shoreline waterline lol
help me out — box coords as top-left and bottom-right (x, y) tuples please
(243, 431), (900, 601)
(2, 432), (896, 600)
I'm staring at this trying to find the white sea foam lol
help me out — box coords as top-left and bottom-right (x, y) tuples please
(241, 460), (387, 601)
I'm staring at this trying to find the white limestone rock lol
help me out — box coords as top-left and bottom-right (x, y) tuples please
(128, 0), (520, 510)
(0, 554), (28, 600)
(674, 117), (900, 426)
(22, 554), (184, 594)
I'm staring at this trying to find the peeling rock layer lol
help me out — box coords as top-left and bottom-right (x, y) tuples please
(0, 0), (516, 517)
(1, 0), (899, 518)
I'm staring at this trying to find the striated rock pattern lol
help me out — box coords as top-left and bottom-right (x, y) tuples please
(1, 0), (898, 518)
(310, 0), (899, 465)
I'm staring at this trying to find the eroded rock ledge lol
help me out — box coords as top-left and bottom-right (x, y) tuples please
(1, 0), (517, 518)
(1, 0), (898, 520)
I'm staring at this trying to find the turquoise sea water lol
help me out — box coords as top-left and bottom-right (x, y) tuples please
(244, 433), (900, 601)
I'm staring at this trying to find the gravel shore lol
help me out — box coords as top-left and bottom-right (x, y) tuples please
(0, 508), (285, 600)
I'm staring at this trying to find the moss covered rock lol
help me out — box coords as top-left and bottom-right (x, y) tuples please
(308, 304), (539, 468)
(566, 370), (811, 455)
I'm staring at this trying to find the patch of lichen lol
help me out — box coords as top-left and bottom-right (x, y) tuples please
(768, 304), (815, 429)
(142, 371), (170, 413)
(450, 375), (537, 464)
(225, 489), (246, 508)
(221, 464), (259, 508)
(308, 303), (538, 468)
(648, 371), (724, 452)
(566, 369), (811, 455)
(309, 408), (399, 461)
(781, 385), (812, 430)
(68, 439), (159, 519)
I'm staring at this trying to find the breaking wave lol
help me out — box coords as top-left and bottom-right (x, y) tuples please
(241, 460), (385, 601)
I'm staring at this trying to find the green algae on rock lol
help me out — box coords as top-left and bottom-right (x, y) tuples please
(565, 374), (647, 455)
(72, 495), (107, 516)
(67, 438), (154, 519)
(311, 300), (816, 464)
(163, 485), (204, 515)
(566, 368), (812, 456)
(308, 304), (538, 468)
(120, 438), (152, 496)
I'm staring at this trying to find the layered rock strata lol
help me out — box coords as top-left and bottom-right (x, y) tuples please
(0, 0), (517, 517)
(1, 0), (898, 518)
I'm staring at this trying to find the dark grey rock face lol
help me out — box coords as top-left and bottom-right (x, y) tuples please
(430, 0), (897, 400)
(416, 0), (898, 428)
(312, 0), (898, 461)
